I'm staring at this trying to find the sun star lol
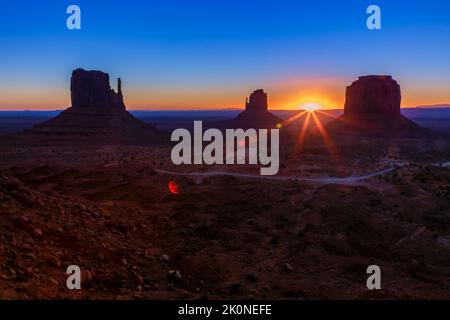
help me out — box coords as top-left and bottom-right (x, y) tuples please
(302, 103), (320, 112)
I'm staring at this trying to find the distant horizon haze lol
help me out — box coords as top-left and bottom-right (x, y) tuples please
(0, 105), (449, 112)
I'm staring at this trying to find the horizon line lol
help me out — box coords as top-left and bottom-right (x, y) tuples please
(0, 106), (449, 112)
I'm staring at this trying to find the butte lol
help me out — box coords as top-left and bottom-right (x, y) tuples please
(327, 75), (423, 134)
(24, 68), (162, 143)
(217, 89), (282, 129)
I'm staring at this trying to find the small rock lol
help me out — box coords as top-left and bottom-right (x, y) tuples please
(44, 254), (61, 268)
(246, 272), (258, 282)
(33, 228), (43, 237)
(96, 252), (105, 261)
(25, 267), (39, 279)
(95, 273), (114, 282)
(81, 270), (93, 283)
(229, 282), (242, 294)
(135, 275), (144, 285)
(168, 270), (182, 280)
(24, 253), (37, 260)
(284, 263), (294, 272)
(160, 254), (170, 262)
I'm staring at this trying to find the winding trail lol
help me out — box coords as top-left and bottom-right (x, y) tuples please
(154, 166), (398, 185)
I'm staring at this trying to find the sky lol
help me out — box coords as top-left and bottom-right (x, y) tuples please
(1, 0), (450, 110)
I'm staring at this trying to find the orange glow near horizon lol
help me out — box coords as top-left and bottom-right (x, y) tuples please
(1, 82), (449, 110)
(288, 108), (341, 167)
(280, 95), (338, 111)
(301, 103), (321, 112)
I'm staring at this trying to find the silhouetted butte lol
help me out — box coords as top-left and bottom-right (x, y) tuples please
(25, 69), (160, 140)
(327, 75), (422, 133)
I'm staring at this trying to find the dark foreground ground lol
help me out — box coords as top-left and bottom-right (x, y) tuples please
(0, 113), (449, 299)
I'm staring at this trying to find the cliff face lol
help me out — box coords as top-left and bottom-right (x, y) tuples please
(327, 75), (422, 134)
(344, 76), (401, 117)
(70, 69), (125, 110)
(25, 69), (160, 141)
(229, 89), (281, 128)
(245, 89), (269, 113)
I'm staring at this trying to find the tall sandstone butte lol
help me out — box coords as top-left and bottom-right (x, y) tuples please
(219, 89), (281, 129)
(328, 75), (421, 133)
(70, 68), (125, 110)
(27, 69), (159, 140)
(245, 89), (269, 113)
(345, 76), (401, 117)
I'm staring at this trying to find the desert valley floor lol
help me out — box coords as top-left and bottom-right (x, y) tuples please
(0, 124), (449, 299)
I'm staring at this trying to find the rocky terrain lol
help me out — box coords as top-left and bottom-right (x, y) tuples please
(0, 138), (449, 299)
(0, 72), (449, 300)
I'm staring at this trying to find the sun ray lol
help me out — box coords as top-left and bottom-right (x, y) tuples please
(315, 110), (365, 129)
(281, 110), (308, 127)
(315, 109), (338, 119)
(311, 111), (340, 163)
(293, 111), (312, 154)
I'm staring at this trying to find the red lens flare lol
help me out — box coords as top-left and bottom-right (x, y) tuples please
(168, 180), (180, 194)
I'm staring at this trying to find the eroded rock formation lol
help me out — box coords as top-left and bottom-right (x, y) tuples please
(25, 69), (160, 141)
(245, 89), (269, 113)
(218, 89), (281, 129)
(344, 76), (401, 117)
(70, 69), (125, 110)
(327, 75), (421, 133)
